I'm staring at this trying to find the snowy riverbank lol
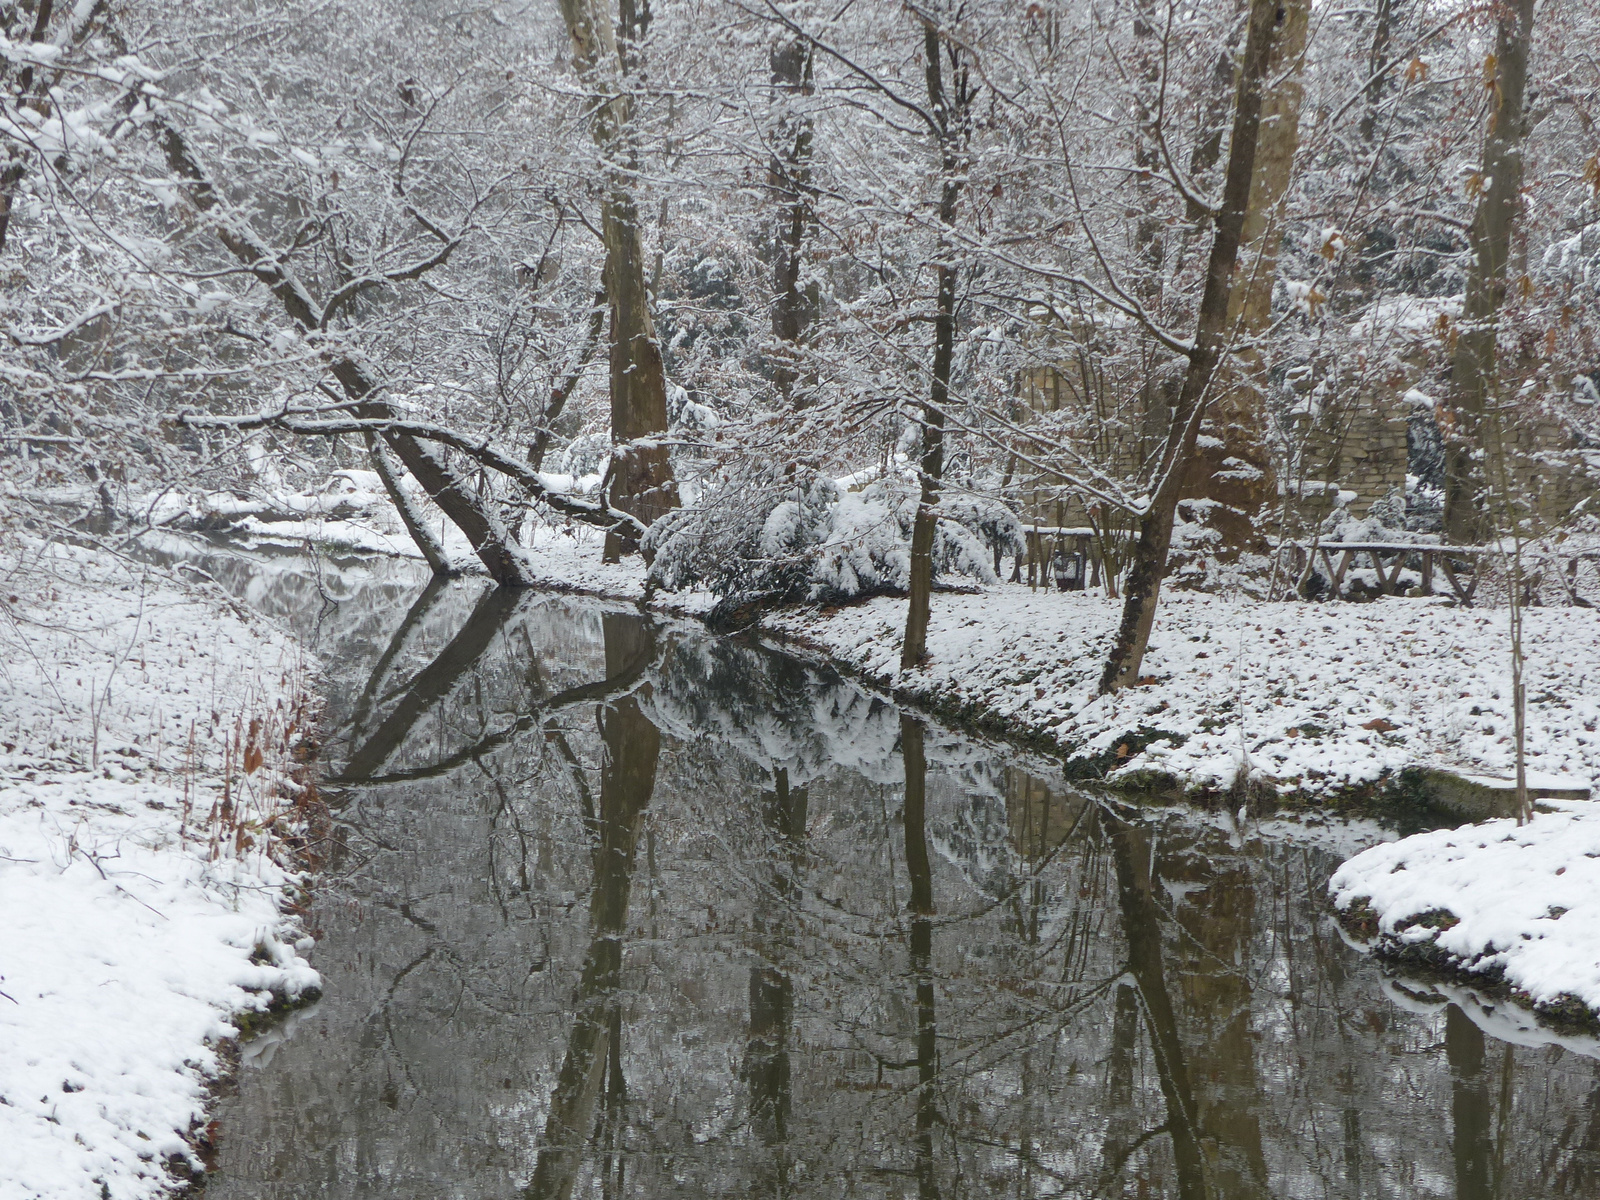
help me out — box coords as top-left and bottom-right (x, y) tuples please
(0, 537), (321, 1199)
(215, 508), (1600, 804)
(763, 584), (1600, 803)
(1331, 803), (1600, 1029)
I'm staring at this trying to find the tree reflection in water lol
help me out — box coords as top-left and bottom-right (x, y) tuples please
(527, 614), (660, 1200)
(191, 562), (1600, 1200)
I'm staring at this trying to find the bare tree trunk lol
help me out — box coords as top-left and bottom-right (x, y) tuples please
(557, 0), (679, 562)
(364, 432), (451, 575)
(1442, 0), (1536, 545)
(1359, 0), (1399, 143)
(902, 19), (970, 670)
(1099, 0), (1294, 694)
(769, 37), (816, 407)
(601, 189), (677, 560)
(1186, 0), (1309, 557)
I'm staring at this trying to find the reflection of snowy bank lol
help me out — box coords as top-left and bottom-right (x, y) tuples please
(0, 537), (320, 1199)
(762, 585), (1600, 804)
(1331, 803), (1600, 1028)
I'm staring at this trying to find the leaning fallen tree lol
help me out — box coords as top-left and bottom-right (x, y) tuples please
(175, 409), (648, 546)
(153, 118), (637, 584)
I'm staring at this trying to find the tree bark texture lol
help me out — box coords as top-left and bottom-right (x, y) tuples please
(1359, 0), (1398, 143)
(557, 0), (679, 562)
(902, 19), (969, 670)
(1442, 0), (1536, 545)
(1099, 0), (1291, 694)
(769, 37), (816, 407)
(1185, 0), (1310, 557)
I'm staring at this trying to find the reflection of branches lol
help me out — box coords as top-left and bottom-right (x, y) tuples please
(342, 645), (661, 787)
(344, 574), (451, 744)
(337, 585), (523, 781)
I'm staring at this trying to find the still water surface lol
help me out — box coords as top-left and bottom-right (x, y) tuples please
(177, 549), (1600, 1199)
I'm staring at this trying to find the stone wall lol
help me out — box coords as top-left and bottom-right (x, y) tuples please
(1017, 360), (1596, 543)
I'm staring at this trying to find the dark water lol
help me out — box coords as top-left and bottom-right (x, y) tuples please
(172, 548), (1600, 1199)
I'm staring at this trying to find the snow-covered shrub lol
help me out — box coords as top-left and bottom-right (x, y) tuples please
(806, 483), (914, 597)
(936, 495), (1026, 562)
(644, 464), (1014, 606)
(667, 383), (722, 434)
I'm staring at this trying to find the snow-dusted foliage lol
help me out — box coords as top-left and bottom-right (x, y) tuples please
(644, 466), (1017, 606)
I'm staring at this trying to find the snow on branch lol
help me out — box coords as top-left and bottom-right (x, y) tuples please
(175, 409), (647, 539)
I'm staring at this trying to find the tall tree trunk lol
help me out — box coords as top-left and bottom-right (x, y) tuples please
(1359, 0), (1399, 143)
(1186, 0), (1310, 557)
(1099, 0), (1294, 694)
(1442, 0), (1536, 545)
(601, 189), (677, 560)
(557, 0), (678, 562)
(902, 19), (970, 670)
(769, 37), (816, 407)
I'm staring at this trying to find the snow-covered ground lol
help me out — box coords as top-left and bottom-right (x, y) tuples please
(762, 585), (1600, 800)
(1331, 802), (1600, 1026)
(0, 537), (320, 1199)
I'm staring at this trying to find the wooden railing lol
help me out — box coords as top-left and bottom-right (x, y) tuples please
(1282, 542), (1598, 605)
(1009, 531), (1596, 605)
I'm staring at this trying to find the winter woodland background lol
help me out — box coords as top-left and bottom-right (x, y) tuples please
(4, 0), (1600, 670)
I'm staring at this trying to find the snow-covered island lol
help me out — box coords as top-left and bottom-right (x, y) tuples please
(0, 538), (320, 1199)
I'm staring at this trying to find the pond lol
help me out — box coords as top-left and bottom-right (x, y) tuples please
(172, 547), (1600, 1199)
